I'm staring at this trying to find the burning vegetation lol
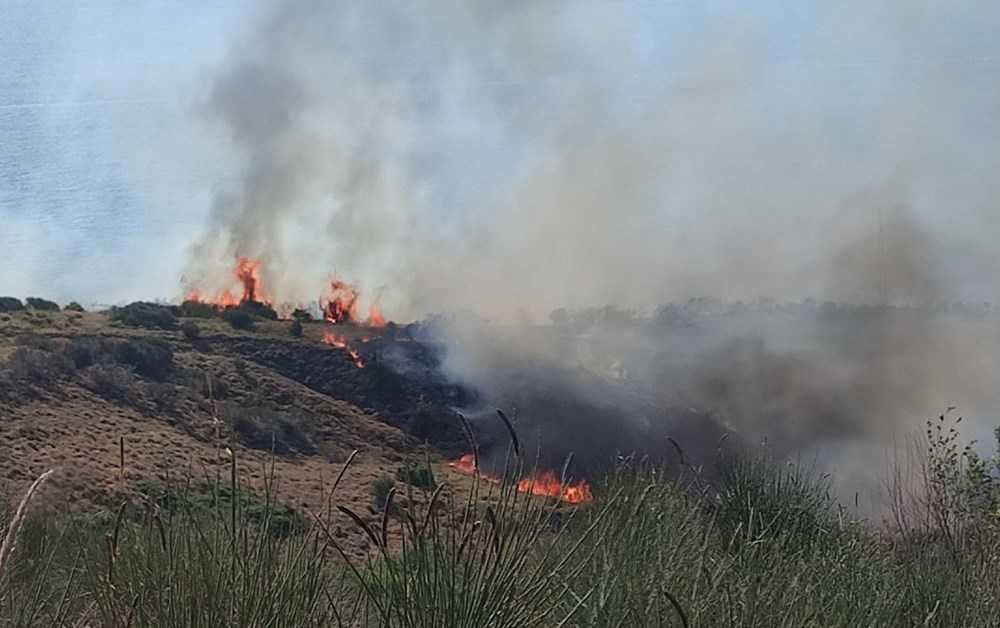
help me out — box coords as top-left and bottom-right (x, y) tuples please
(184, 256), (385, 368)
(447, 453), (593, 505)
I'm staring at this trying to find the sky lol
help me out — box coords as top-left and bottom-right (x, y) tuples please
(1, 0), (999, 310)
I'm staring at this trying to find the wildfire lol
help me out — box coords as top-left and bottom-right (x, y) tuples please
(322, 332), (365, 369)
(320, 278), (386, 327)
(447, 454), (593, 505)
(185, 256), (272, 310)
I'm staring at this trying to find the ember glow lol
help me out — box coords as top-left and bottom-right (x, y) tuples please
(448, 454), (593, 504)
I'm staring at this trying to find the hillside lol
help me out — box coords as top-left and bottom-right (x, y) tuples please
(0, 304), (471, 554)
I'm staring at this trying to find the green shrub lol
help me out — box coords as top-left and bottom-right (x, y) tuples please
(63, 301), (85, 312)
(370, 476), (396, 508)
(0, 296), (24, 312)
(180, 320), (201, 340)
(224, 309), (255, 331)
(25, 297), (59, 311)
(179, 299), (219, 318)
(64, 337), (118, 369)
(118, 338), (174, 380)
(110, 302), (178, 330)
(290, 319), (303, 338)
(395, 461), (436, 490)
(235, 300), (278, 321)
(135, 479), (308, 539)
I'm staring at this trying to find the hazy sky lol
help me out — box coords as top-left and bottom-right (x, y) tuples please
(2, 0), (999, 308)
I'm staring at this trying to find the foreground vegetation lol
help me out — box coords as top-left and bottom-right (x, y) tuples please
(0, 413), (999, 627)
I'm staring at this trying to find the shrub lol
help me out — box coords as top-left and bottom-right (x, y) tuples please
(0, 296), (24, 312)
(81, 363), (134, 401)
(290, 319), (303, 338)
(370, 476), (396, 508)
(135, 479), (308, 539)
(63, 301), (85, 312)
(229, 406), (316, 456)
(396, 461), (436, 490)
(64, 337), (118, 370)
(110, 302), (177, 330)
(180, 321), (201, 340)
(25, 297), (59, 311)
(234, 301), (277, 321)
(224, 309), (255, 331)
(291, 308), (313, 322)
(117, 338), (174, 380)
(146, 381), (178, 412)
(5, 346), (73, 386)
(179, 299), (219, 318)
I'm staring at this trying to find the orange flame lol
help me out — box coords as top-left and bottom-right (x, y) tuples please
(368, 302), (386, 327)
(321, 279), (360, 324)
(322, 332), (365, 368)
(447, 454), (592, 504)
(185, 256), (272, 309)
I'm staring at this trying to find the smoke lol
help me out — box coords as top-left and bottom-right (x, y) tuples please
(188, 0), (1000, 502)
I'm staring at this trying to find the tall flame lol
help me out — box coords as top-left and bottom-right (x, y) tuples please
(185, 255), (271, 309)
(447, 454), (593, 504)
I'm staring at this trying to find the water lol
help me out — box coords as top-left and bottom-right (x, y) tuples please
(0, 0), (248, 304)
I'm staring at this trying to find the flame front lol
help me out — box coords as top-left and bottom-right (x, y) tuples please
(448, 454), (592, 504)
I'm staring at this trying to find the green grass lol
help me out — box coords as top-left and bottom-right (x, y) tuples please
(2, 416), (1000, 626)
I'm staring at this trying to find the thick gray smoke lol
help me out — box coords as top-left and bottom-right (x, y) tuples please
(189, 0), (1000, 503)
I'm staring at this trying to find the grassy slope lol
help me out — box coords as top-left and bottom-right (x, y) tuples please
(0, 309), (474, 557)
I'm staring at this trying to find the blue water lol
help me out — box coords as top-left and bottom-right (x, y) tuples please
(0, 0), (248, 304)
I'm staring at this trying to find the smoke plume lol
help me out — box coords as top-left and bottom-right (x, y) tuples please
(187, 0), (1000, 503)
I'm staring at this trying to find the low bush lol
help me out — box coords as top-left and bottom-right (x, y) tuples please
(228, 405), (316, 456)
(290, 319), (303, 338)
(180, 320), (201, 340)
(117, 338), (174, 380)
(135, 479), (308, 539)
(63, 301), (85, 312)
(80, 363), (135, 401)
(395, 461), (436, 490)
(110, 302), (178, 330)
(179, 299), (219, 318)
(26, 297), (60, 311)
(0, 296), (25, 312)
(224, 309), (255, 331)
(370, 476), (396, 509)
